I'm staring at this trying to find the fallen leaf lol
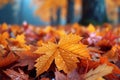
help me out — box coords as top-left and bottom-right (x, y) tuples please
(87, 24), (96, 33)
(0, 45), (6, 57)
(85, 64), (113, 80)
(99, 57), (120, 75)
(35, 34), (90, 76)
(14, 51), (41, 70)
(79, 57), (120, 75)
(55, 69), (84, 80)
(103, 31), (117, 42)
(96, 39), (112, 52)
(10, 34), (30, 50)
(67, 69), (84, 80)
(0, 32), (9, 47)
(55, 70), (67, 80)
(0, 52), (18, 67)
(104, 45), (119, 62)
(4, 68), (29, 80)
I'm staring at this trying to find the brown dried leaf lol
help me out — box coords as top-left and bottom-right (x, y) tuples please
(55, 70), (67, 80)
(14, 51), (41, 70)
(4, 68), (29, 80)
(67, 69), (84, 80)
(55, 69), (84, 80)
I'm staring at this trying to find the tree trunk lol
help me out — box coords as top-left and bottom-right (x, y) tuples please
(0, 4), (15, 24)
(118, 7), (120, 23)
(50, 9), (55, 26)
(18, 0), (24, 25)
(67, 0), (75, 24)
(79, 0), (108, 25)
(56, 7), (61, 25)
(50, 15), (55, 26)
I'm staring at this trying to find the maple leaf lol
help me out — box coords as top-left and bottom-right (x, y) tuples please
(79, 57), (120, 78)
(10, 34), (30, 50)
(0, 45), (6, 57)
(0, 32), (9, 47)
(4, 68), (29, 80)
(87, 24), (96, 33)
(85, 64), (113, 80)
(0, 52), (18, 67)
(96, 39), (112, 52)
(99, 57), (120, 75)
(14, 51), (41, 70)
(35, 34), (90, 76)
(103, 45), (119, 62)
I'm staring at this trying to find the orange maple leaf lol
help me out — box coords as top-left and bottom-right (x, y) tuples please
(103, 45), (120, 62)
(0, 32), (9, 47)
(35, 34), (90, 76)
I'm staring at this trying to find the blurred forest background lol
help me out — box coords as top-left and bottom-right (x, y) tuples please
(0, 0), (120, 26)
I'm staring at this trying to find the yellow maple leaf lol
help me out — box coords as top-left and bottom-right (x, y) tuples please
(10, 34), (30, 50)
(16, 34), (26, 44)
(85, 64), (113, 80)
(87, 24), (96, 33)
(55, 29), (66, 37)
(35, 34), (90, 76)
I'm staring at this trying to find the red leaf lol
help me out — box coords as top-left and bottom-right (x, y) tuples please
(0, 52), (18, 67)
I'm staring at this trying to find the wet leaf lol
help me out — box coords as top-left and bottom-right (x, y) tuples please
(35, 34), (90, 76)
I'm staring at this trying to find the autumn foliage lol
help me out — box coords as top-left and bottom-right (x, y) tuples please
(0, 23), (120, 80)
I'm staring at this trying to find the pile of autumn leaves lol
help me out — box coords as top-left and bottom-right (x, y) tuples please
(0, 23), (120, 80)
